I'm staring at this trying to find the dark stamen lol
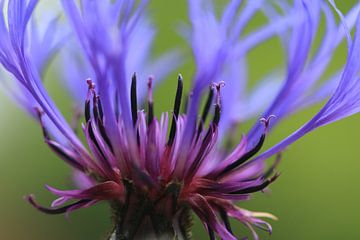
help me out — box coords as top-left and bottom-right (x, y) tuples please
(118, 180), (133, 234)
(168, 74), (183, 146)
(88, 88), (114, 153)
(216, 115), (275, 178)
(97, 97), (104, 121)
(88, 122), (102, 154)
(212, 81), (225, 126)
(186, 125), (215, 181)
(35, 108), (49, 140)
(97, 119), (114, 153)
(182, 93), (189, 113)
(70, 106), (82, 133)
(131, 73), (138, 126)
(85, 79), (95, 123)
(114, 91), (120, 121)
(85, 99), (91, 122)
(46, 140), (85, 171)
(196, 88), (214, 140)
(147, 77), (154, 125)
(88, 121), (112, 170)
(263, 153), (282, 180)
(35, 108), (84, 171)
(230, 173), (280, 195)
(27, 195), (90, 215)
(207, 225), (215, 240)
(201, 87), (214, 125)
(213, 104), (221, 126)
(216, 133), (266, 178)
(148, 102), (154, 125)
(92, 94), (99, 121)
(219, 208), (233, 234)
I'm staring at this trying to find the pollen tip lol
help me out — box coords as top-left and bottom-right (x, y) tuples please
(178, 73), (183, 81)
(86, 78), (95, 90)
(25, 194), (37, 207)
(147, 75), (154, 88)
(24, 194), (33, 201)
(211, 81), (226, 91)
(34, 107), (43, 117)
(260, 115), (276, 133)
(271, 172), (281, 182)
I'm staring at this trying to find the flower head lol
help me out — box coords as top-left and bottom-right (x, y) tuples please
(1, 0), (360, 239)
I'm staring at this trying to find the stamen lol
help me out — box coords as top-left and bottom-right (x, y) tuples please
(263, 152), (282, 180)
(207, 225), (216, 240)
(97, 97), (104, 121)
(46, 140), (85, 171)
(219, 208), (233, 234)
(115, 90), (120, 121)
(131, 73), (138, 126)
(85, 99), (91, 122)
(85, 80), (114, 153)
(213, 103), (221, 126)
(260, 115), (276, 134)
(182, 93), (189, 113)
(216, 115), (275, 178)
(92, 94), (99, 121)
(217, 134), (266, 178)
(196, 86), (214, 137)
(168, 74), (183, 146)
(35, 108), (85, 171)
(26, 195), (91, 215)
(88, 122), (104, 157)
(201, 86), (215, 125)
(35, 108), (49, 140)
(229, 173), (280, 195)
(70, 106), (82, 133)
(97, 119), (114, 153)
(87, 121), (113, 171)
(186, 124), (216, 181)
(211, 81), (225, 126)
(85, 79), (95, 123)
(86, 78), (96, 90)
(147, 76), (154, 125)
(118, 180), (133, 233)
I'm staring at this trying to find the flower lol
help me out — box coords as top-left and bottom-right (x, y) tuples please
(1, 0), (360, 239)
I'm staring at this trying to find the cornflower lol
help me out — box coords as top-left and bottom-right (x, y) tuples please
(1, 0), (360, 239)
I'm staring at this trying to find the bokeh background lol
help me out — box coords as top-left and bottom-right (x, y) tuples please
(1, 1), (359, 239)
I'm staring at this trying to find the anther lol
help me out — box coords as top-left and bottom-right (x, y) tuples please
(85, 78), (95, 123)
(263, 152), (282, 180)
(92, 94), (99, 121)
(219, 208), (233, 234)
(167, 74), (183, 146)
(86, 78), (95, 90)
(46, 140), (85, 171)
(216, 115), (275, 178)
(147, 76), (154, 125)
(26, 195), (91, 215)
(260, 115), (276, 134)
(208, 225), (215, 240)
(197, 86), (214, 137)
(115, 91), (120, 121)
(97, 97), (104, 121)
(230, 173), (280, 195)
(131, 73), (138, 127)
(34, 108), (49, 140)
(212, 81), (225, 126)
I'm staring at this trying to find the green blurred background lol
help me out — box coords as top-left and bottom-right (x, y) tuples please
(1, 1), (360, 239)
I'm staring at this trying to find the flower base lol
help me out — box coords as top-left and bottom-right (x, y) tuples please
(108, 181), (192, 240)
